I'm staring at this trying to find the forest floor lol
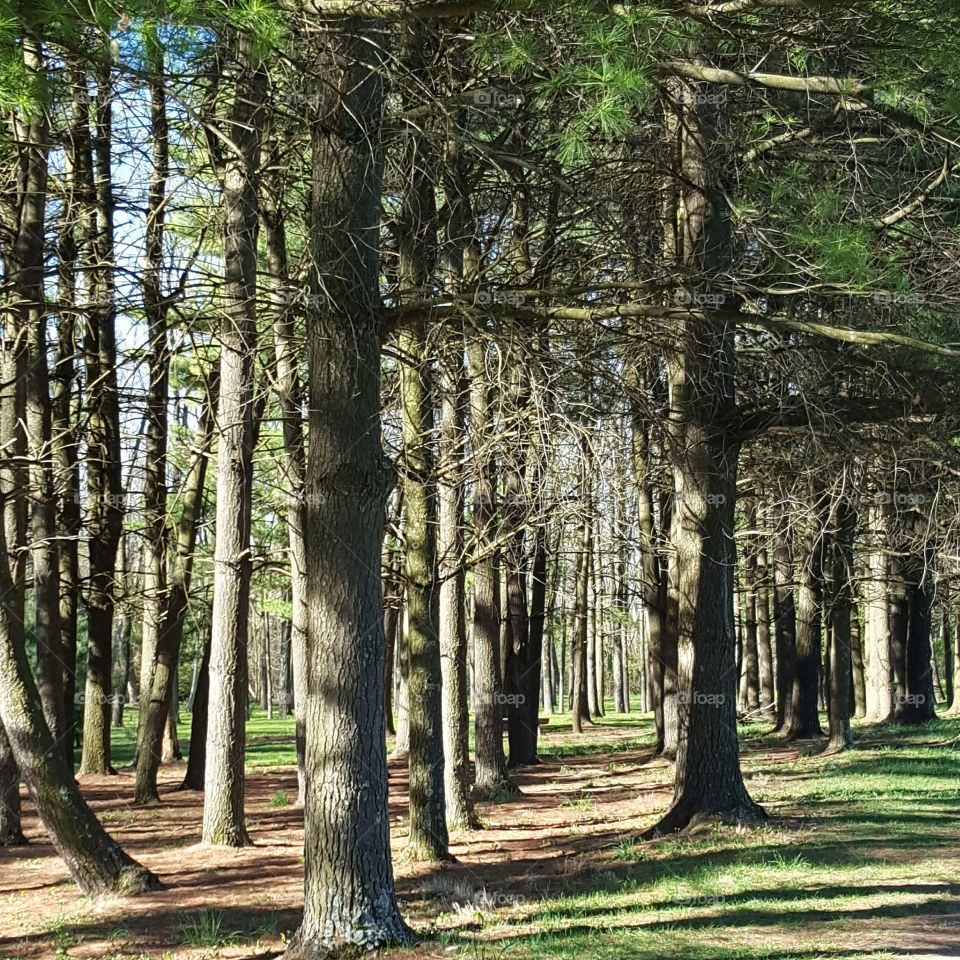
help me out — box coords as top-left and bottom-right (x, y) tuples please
(1, 710), (959, 960)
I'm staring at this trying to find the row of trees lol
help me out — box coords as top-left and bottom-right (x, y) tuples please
(1, 0), (959, 955)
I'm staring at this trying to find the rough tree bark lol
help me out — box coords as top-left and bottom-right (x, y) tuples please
(79, 57), (124, 776)
(201, 33), (266, 846)
(826, 494), (855, 752)
(467, 334), (511, 795)
(282, 16), (411, 957)
(438, 334), (477, 830)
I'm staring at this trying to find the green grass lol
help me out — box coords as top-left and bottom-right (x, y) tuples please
(427, 714), (960, 960)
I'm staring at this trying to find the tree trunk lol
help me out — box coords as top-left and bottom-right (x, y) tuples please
(863, 497), (893, 721)
(850, 603), (867, 718)
(438, 336), (477, 830)
(895, 511), (936, 723)
(180, 615), (211, 792)
(756, 538), (776, 721)
(772, 510), (797, 732)
(0, 485), (160, 892)
(571, 503), (592, 735)
(135, 378), (217, 803)
(54, 71), (84, 767)
(134, 35), (170, 778)
(261, 146), (309, 804)
(826, 495), (854, 752)
(647, 76), (762, 834)
(78, 57), (124, 776)
(467, 335), (511, 795)
(200, 35), (266, 847)
(740, 504), (761, 715)
(283, 18), (411, 957)
(787, 515), (824, 740)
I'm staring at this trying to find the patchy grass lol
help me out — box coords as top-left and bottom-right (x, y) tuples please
(10, 708), (960, 960)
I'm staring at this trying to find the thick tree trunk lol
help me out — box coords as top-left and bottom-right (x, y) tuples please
(0, 339), (26, 847)
(647, 76), (762, 834)
(0, 722), (24, 846)
(787, 518), (824, 740)
(283, 17), (411, 957)
(201, 37), (266, 846)
(12, 38), (64, 758)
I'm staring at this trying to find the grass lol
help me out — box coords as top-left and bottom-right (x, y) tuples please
(60, 698), (960, 960)
(424, 712), (960, 960)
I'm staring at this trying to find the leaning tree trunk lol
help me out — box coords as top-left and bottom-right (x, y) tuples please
(136, 384), (216, 803)
(0, 487), (160, 892)
(13, 37), (64, 756)
(283, 16), (411, 958)
(201, 36), (266, 847)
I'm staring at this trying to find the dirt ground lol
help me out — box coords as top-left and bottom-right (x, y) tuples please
(1, 724), (957, 960)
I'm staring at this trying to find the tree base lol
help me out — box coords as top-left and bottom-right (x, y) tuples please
(112, 865), (165, 896)
(471, 778), (521, 802)
(0, 829), (26, 847)
(401, 842), (456, 866)
(507, 755), (542, 769)
(283, 917), (415, 960)
(641, 798), (767, 840)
